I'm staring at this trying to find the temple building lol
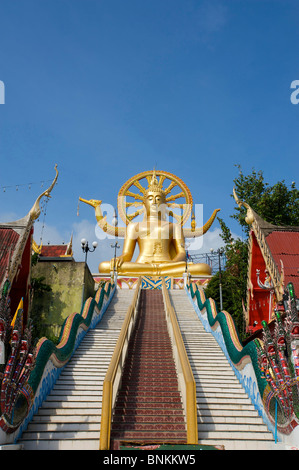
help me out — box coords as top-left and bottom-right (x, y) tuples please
(0, 166), (58, 327)
(233, 189), (299, 337)
(0, 215), (34, 326)
(32, 238), (73, 259)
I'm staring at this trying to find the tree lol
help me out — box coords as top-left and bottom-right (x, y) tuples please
(205, 218), (248, 338)
(232, 165), (299, 232)
(30, 254), (53, 343)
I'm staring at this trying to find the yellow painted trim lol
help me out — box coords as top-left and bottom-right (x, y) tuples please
(11, 297), (23, 328)
(32, 239), (42, 254)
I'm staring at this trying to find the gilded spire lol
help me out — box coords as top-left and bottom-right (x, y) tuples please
(145, 169), (165, 197)
(29, 164), (59, 221)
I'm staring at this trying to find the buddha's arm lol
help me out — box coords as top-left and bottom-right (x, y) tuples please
(114, 223), (137, 269)
(79, 198), (125, 237)
(183, 208), (220, 238)
(172, 224), (187, 262)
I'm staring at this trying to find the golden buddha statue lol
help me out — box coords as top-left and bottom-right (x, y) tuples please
(79, 170), (220, 277)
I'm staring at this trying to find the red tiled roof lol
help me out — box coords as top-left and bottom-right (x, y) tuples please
(0, 228), (20, 286)
(40, 245), (68, 257)
(266, 231), (299, 296)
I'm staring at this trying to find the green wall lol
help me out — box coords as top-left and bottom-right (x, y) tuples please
(30, 260), (95, 340)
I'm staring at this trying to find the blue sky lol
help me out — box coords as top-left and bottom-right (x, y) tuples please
(0, 0), (298, 273)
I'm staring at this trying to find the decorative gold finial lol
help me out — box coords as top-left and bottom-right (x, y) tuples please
(29, 164), (58, 221)
(233, 186), (255, 225)
(191, 208), (196, 232)
(144, 169), (165, 198)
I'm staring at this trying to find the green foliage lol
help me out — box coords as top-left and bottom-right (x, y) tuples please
(30, 254), (53, 343)
(232, 165), (299, 233)
(30, 275), (53, 344)
(31, 252), (39, 267)
(205, 217), (248, 339)
(31, 276), (52, 294)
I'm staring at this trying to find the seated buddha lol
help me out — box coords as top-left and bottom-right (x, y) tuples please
(96, 174), (212, 277)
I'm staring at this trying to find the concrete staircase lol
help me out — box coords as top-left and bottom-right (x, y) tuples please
(17, 286), (277, 451)
(18, 289), (135, 450)
(169, 290), (276, 451)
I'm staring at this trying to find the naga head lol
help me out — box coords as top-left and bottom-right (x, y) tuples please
(79, 198), (102, 209)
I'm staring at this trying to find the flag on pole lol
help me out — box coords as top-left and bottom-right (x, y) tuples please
(11, 298), (23, 328)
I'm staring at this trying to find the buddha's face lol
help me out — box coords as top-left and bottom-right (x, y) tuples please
(144, 190), (166, 217)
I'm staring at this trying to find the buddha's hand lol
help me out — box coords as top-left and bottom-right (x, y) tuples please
(111, 256), (125, 271)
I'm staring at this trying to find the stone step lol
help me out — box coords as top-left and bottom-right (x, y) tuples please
(17, 439), (100, 450)
(196, 390), (250, 398)
(197, 422), (269, 433)
(110, 430), (187, 442)
(197, 430), (273, 441)
(49, 389), (102, 396)
(58, 371), (107, 377)
(53, 384), (103, 391)
(120, 379), (179, 386)
(122, 365), (177, 372)
(119, 385), (180, 392)
(44, 395), (101, 402)
(196, 397), (252, 405)
(122, 372), (178, 379)
(33, 409), (101, 418)
(197, 402), (256, 411)
(196, 439), (276, 451)
(193, 370), (236, 376)
(195, 380), (242, 387)
(112, 414), (186, 424)
(197, 387), (246, 395)
(114, 403), (184, 413)
(41, 400), (103, 409)
(70, 352), (116, 356)
(114, 395), (183, 405)
(113, 407), (184, 417)
(62, 367), (110, 373)
(55, 378), (104, 384)
(21, 431), (101, 441)
(197, 413), (265, 422)
(111, 422), (186, 432)
(23, 422), (101, 432)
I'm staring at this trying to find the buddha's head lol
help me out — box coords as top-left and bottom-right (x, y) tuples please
(143, 171), (166, 218)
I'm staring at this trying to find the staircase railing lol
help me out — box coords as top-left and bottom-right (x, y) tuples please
(161, 277), (198, 445)
(99, 277), (142, 450)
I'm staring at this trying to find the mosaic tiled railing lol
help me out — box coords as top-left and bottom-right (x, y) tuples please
(186, 282), (275, 436)
(254, 283), (299, 437)
(0, 281), (115, 443)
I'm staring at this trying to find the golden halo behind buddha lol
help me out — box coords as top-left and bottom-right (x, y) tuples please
(117, 169), (193, 226)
